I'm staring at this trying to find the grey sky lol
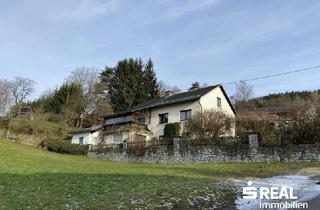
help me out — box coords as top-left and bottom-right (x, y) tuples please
(1, 0), (320, 99)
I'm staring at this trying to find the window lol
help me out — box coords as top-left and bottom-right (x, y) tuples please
(113, 134), (123, 144)
(180, 109), (192, 121)
(79, 137), (84, 145)
(136, 117), (145, 125)
(105, 115), (132, 125)
(159, 113), (168, 124)
(217, 97), (221, 108)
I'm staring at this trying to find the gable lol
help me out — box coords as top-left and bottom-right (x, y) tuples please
(199, 86), (236, 116)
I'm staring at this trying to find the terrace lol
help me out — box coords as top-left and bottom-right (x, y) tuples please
(103, 111), (150, 128)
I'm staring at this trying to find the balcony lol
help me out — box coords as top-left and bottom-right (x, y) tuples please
(103, 112), (148, 129)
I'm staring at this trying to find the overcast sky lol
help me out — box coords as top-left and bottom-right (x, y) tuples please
(1, 0), (320, 99)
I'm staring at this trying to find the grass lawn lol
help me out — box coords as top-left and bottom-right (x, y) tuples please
(0, 138), (319, 209)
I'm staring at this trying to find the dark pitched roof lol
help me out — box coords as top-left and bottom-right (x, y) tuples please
(131, 85), (222, 112)
(70, 125), (102, 135)
(103, 111), (132, 119)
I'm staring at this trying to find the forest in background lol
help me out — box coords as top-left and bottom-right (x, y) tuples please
(236, 89), (320, 114)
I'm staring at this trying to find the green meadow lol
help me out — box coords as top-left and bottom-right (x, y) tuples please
(1, 139), (319, 209)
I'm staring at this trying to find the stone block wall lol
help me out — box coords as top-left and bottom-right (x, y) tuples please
(88, 139), (320, 163)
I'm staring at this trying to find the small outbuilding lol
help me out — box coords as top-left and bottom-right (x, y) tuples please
(70, 125), (102, 145)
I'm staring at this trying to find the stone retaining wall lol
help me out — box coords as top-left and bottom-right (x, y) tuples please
(88, 139), (320, 163)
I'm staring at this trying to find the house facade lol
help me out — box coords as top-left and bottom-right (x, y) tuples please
(103, 113), (152, 144)
(71, 125), (101, 145)
(102, 85), (236, 144)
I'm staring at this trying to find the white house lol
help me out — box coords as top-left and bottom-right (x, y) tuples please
(102, 84), (236, 144)
(70, 125), (101, 145)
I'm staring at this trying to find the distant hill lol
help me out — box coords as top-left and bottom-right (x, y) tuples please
(236, 89), (320, 115)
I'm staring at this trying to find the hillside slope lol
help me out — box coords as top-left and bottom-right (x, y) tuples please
(0, 139), (318, 209)
(236, 89), (320, 113)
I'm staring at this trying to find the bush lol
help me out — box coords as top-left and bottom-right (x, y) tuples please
(44, 121), (71, 139)
(163, 123), (181, 138)
(39, 139), (88, 155)
(236, 106), (320, 146)
(8, 118), (35, 135)
(0, 117), (10, 129)
(45, 114), (64, 123)
(6, 118), (71, 139)
(183, 110), (234, 144)
(278, 106), (320, 145)
(236, 113), (277, 146)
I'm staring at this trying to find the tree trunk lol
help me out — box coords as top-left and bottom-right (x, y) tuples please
(76, 112), (84, 128)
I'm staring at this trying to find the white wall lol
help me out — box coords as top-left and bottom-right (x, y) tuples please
(104, 131), (130, 144)
(104, 130), (151, 144)
(200, 87), (236, 136)
(71, 131), (100, 145)
(147, 86), (236, 138)
(199, 87), (235, 117)
(148, 100), (201, 137)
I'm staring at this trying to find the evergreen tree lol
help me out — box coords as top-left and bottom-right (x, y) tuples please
(43, 83), (84, 126)
(100, 58), (161, 113)
(189, 81), (200, 91)
(101, 58), (147, 113)
(45, 83), (83, 115)
(143, 58), (160, 100)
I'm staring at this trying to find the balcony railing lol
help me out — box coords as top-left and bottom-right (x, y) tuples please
(104, 113), (147, 128)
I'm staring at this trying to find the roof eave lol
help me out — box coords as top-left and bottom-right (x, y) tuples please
(218, 85), (237, 115)
(131, 97), (202, 112)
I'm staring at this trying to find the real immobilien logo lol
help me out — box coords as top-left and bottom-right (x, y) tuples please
(243, 180), (309, 209)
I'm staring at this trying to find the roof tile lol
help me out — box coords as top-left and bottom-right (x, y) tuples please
(131, 85), (220, 111)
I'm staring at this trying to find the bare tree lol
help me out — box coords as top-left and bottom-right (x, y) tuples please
(233, 81), (254, 102)
(10, 77), (35, 116)
(184, 110), (233, 143)
(158, 80), (181, 97)
(67, 66), (99, 98)
(0, 79), (13, 116)
(67, 66), (100, 127)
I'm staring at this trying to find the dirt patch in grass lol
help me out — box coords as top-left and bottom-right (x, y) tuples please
(298, 167), (320, 177)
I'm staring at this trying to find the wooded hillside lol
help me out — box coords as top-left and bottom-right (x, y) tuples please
(236, 89), (320, 114)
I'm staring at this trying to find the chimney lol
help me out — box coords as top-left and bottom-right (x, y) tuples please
(164, 91), (174, 98)
(189, 87), (199, 91)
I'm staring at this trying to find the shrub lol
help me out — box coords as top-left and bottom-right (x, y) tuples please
(278, 106), (320, 145)
(163, 123), (181, 138)
(6, 118), (71, 139)
(45, 114), (64, 123)
(8, 118), (34, 135)
(44, 121), (71, 139)
(0, 117), (10, 129)
(236, 113), (277, 146)
(183, 110), (233, 144)
(39, 139), (88, 155)
(236, 106), (320, 145)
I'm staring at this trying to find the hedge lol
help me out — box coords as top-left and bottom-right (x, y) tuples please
(163, 122), (181, 138)
(39, 139), (89, 155)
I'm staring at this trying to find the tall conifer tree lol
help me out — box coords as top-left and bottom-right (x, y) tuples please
(143, 58), (160, 100)
(100, 58), (160, 113)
